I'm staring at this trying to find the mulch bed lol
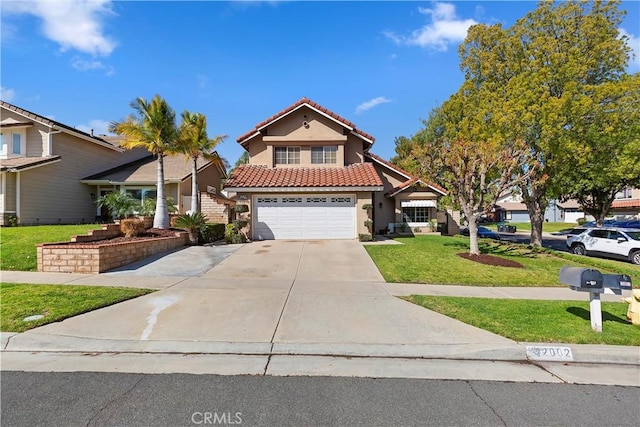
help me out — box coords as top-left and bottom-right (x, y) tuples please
(457, 253), (525, 268)
(67, 228), (183, 246)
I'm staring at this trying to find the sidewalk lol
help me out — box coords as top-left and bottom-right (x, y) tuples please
(1, 239), (638, 386)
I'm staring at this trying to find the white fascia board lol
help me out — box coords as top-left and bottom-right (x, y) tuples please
(225, 186), (383, 193)
(56, 127), (124, 152)
(368, 155), (412, 180)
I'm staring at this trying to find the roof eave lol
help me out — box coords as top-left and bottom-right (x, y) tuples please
(225, 186), (384, 193)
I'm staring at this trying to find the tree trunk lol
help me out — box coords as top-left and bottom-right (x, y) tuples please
(520, 181), (548, 247)
(191, 157), (199, 213)
(153, 154), (170, 229)
(468, 218), (480, 255)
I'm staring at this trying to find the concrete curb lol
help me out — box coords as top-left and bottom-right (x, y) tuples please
(3, 333), (638, 366)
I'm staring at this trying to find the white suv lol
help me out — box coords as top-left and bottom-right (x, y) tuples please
(566, 227), (640, 265)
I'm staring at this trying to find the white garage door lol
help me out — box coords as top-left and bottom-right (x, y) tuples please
(254, 194), (356, 240)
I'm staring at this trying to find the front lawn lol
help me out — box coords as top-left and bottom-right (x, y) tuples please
(365, 235), (639, 286)
(1, 224), (100, 271)
(0, 283), (153, 332)
(405, 295), (640, 346)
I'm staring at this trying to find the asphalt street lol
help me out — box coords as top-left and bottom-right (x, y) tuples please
(2, 372), (638, 426)
(498, 232), (570, 252)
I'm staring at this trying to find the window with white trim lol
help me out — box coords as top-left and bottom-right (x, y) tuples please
(402, 207), (429, 223)
(275, 146), (300, 165)
(12, 133), (21, 154)
(615, 187), (633, 199)
(311, 146), (337, 164)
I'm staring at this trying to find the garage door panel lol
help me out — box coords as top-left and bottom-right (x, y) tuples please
(254, 194), (355, 240)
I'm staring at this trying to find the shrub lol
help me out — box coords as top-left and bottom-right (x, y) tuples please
(199, 223), (225, 243)
(120, 218), (145, 238)
(6, 215), (19, 227)
(96, 192), (138, 220)
(362, 203), (373, 211)
(235, 204), (249, 214)
(358, 233), (374, 242)
(175, 212), (208, 245)
(225, 223), (247, 244)
(234, 219), (248, 229)
(576, 217), (587, 225)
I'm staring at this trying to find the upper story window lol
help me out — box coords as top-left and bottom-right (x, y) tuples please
(311, 146), (337, 164)
(615, 187), (633, 199)
(0, 129), (26, 158)
(275, 146), (300, 165)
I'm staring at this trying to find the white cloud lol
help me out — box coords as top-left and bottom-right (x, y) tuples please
(355, 97), (392, 114)
(3, 0), (116, 56)
(1, 87), (16, 102)
(619, 28), (640, 70)
(76, 119), (111, 136)
(385, 2), (478, 51)
(71, 57), (106, 71)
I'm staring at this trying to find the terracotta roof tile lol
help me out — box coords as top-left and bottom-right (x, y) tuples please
(237, 97), (375, 145)
(225, 163), (383, 189)
(367, 153), (449, 196)
(612, 199), (640, 208)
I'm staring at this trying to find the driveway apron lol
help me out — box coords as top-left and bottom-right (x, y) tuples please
(9, 240), (515, 356)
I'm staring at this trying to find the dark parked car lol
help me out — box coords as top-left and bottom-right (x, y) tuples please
(460, 226), (501, 240)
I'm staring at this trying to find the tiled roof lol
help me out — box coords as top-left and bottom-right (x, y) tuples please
(367, 153), (449, 196)
(237, 97), (375, 145)
(1, 100), (121, 150)
(225, 163), (383, 189)
(612, 199), (640, 208)
(82, 154), (218, 183)
(0, 156), (61, 172)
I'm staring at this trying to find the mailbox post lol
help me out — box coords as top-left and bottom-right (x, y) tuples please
(559, 266), (632, 332)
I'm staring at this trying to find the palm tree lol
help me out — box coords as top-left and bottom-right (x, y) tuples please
(178, 111), (228, 213)
(109, 95), (178, 229)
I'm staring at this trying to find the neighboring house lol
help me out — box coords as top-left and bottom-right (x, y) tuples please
(0, 100), (229, 225)
(494, 192), (590, 223)
(81, 153), (232, 223)
(611, 187), (640, 219)
(224, 97), (448, 240)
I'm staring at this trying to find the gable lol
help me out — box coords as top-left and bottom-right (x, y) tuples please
(265, 106), (347, 142)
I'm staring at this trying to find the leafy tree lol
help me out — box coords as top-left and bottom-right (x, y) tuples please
(110, 95), (179, 229)
(229, 150), (249, 175)
(457, 0), (632, 245)
(390, 136), (420, 174)
(412, 90), (532, 255)
(178, 111), (228, 213)
(557, 74), (640, 225)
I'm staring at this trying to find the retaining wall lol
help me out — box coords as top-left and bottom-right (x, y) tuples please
(37, 231), (188, 273)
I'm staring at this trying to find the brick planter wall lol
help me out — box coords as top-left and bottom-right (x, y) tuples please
(37, 232), (189, 273)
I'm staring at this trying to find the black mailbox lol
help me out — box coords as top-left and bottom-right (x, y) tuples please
(559, 267), (603, 291)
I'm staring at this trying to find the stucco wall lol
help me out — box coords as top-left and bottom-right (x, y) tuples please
(16, 132), (148, 225)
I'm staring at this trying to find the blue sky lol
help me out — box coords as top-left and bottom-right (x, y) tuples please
(2, 1), (639, 164)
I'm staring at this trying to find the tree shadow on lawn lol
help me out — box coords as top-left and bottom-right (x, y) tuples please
(444, 239), (541, 258)
(566, 307), (629, 324)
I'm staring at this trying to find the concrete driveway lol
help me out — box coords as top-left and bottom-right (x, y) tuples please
(8, 240), (517, 359)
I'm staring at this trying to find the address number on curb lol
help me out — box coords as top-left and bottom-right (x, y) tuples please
(526, 346), (574, 362)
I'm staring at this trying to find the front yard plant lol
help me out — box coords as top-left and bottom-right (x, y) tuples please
(365, 235), (639, 286)
(405, 295), (640, 346)
(0, 283), (153, 332)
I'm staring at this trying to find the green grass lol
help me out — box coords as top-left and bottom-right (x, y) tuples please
(0, 283), (153, 332)
(365, 235), (640, 286)
(1, 224), (100, 271)
(404, 295), (640, 346)
(483, 222), (579, 233)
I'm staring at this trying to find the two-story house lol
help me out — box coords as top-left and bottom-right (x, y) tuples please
(1, 101), (230, 225)
(225, 97), (447, 240)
